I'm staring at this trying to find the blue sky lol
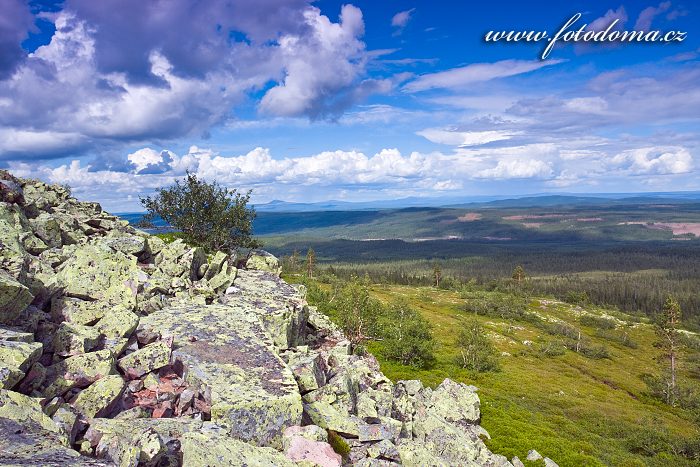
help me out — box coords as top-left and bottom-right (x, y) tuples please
(1, 0), (699, 210)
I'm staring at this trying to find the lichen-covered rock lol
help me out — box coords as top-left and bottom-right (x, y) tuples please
(222, 269), (308, 348)
(51, 297), (109, 326)
(41, 350), (116, 398)
(72, 375), (125, 418)
(103, 233), (147, 256)
(0, 339), (42, 389)
(139, 303), (303, 448)
(55, 241), (141, 307)
(53, 322), (101, 357)
(0, 389), (61, 434)
(425, 379), (480, 425)
(246, 249), (282, 276)
(117, 341), (171, 377)
(367, 439), (401, 462)
(283, 424), (329, 445)
(304, 400), (361, 437)
(52, 404), (80, 444)
(290, 353), (327, 393)
(0, 270), (33, 324)
(0, 417), (109, 466)
(0, 170), (25, 204)
(28, 213), (62, 248)
(181, 431), (295, 466)
(86, 418), (203, 465)
(95, 306), (139, 338)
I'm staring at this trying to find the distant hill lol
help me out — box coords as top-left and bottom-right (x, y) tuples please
(253, 192), (700, 212)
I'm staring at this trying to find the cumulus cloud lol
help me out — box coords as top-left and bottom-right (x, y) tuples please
(259, 5), (387, 119)
(403, 59), (564, 92)
(0, 1), (386, 160)
(0, 0), (34, 80)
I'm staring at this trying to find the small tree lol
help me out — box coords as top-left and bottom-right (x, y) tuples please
(306, 248), (316, 278)
(381, 299), (435, 368)
(290, 249), (300, 273)
(336, 275), (381, 352)
(433, 263), (442, 288)
(512, 265), (526, 285)
(456, 319), (499, 372)
(656, 295), (682, 406)
(140, 172), (260, 253)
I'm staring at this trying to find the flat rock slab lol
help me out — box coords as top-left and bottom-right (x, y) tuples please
(222, 270), (308, 348)
(139, 304), (303, 448)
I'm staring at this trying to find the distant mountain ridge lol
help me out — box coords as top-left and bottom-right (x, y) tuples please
(250, 192), (700, 212)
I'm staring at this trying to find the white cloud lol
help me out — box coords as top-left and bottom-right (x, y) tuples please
(403, 59), (564, 92)
(476, 159), (552, 179)
(611, 147), (693, 175)
(391, 8), (415, 32)
(417, 128), (518, 147)
(0, 3), (384, 160)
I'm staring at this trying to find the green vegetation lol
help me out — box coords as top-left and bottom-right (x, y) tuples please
(140, 172), (260, 253)
(290, 274), (700, 466)
(258, 201), (700, 329)
(456, 319), (500, 372)
(301, 276), (436, 368)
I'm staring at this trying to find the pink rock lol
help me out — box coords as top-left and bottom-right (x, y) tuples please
(285, 436), (341, 467)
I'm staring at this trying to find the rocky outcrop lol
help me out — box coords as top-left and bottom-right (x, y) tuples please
(0, 170), (511, 466)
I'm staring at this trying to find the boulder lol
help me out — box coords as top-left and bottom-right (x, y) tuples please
(424, 378), (480, 425)
(527, 449), (543, 461)
(544, 457), (560, 467)
(181, 432), (295, 466)
(367, 439), (401, 462)
(94, 307), (139, 338)
(52, 404), (80, 444)
(55, 241), (141, 308)
(289, 353), (327, 393)
(0, 170), (25, 204)
(283, 424), (329, 444)
(284, 433), (342, 467)
(246, 250), (282, 276)
(303, 400), (361, 437)
(41, 350), (116, 398)
(72, 374), (125, 418)
(53, 322), (101, 356)
(51, 297), (109, 326)
(0, 389), (61, 434)
(0, 270), (33, 324)
(103, 233), (147, 256)
(117, 341), (171, 377)
(0, 339), (42, 389)
(139, 303), (303, 448)
(28, 213), (62, 248)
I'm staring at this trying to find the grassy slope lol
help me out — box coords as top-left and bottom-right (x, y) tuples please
(322, 282), (699, 466)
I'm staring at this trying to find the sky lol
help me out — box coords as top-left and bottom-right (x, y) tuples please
(1, 0), (699, 211)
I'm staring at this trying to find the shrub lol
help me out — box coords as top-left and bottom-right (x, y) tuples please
(463, 291), (532, 322)
(595, 329), (638, 348)
(546, 322), (580, 339)
(380, 300), (436, 369)
(140, 172), (260, 254)
(565, 290), (589, 305)
(456, 319), (500, 372)
(537, 340), (567, 357)
(580, 314), (616, 330)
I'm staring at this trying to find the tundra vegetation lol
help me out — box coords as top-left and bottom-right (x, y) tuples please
(284, 262), (700, 466)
